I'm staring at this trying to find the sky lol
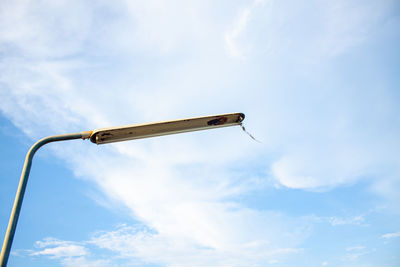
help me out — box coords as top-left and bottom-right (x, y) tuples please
(0, 0), (399, 266)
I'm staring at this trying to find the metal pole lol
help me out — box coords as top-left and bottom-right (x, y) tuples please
(0, 132), (91, 267)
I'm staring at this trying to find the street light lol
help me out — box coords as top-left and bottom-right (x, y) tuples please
(0, 112), (245, 267)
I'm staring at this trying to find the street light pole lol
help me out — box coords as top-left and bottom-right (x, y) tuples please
(0, 113), (244, 267)
(0, 132), (92, 267)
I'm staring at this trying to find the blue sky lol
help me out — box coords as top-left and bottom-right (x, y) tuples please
(0, 0), (399, 266)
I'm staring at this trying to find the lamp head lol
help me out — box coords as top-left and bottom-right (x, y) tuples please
(90, 112), (245, 144)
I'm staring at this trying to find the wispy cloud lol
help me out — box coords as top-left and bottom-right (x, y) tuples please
(381, 231), (400, 239)
(310, 214), (367, 227)
(23, 224), (303, 266)
(31, 244), (87, 259)
(26, 238), (110, 267)
(224, 0), (268, 59)
(327, 215), (366, 226)
(346, 245), (365, 252)
(344, 245), (369, 261)
(21, 238), (105, 266)
(224, 6), (252, 59)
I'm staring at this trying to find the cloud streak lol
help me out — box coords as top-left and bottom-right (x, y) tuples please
(24, 224), (304, 267)
(382, 231), (400, 239)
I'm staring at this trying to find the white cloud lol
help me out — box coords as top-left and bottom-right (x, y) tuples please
(310, 214), (367, 227)
(0, 0), (92, 58)
(344, 245), (369, 261)
(381, 231), (400, 239)
(346, 246), (365, 252)
(59, 257), (110, 267)
(25, 224), (303, 267)
(30, 238), (88, 259)
(31, 245), (87, 259)
(224, 7), (251, 59)
(88, 224), (302, 266)
(224, 0), (269, 59)
(327, 215), (365, 227)
(22, 238), (110, 267)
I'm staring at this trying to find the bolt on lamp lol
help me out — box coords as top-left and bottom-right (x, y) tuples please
(0, 112), (245, 267)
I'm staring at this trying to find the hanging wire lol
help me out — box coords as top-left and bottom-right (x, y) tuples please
(240, 123), (261, 143)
